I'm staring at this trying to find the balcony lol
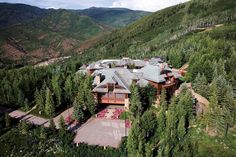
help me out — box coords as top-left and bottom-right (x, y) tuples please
(98, 97), (125, 104)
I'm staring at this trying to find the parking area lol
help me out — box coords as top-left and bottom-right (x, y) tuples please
(74, 118), (128, 148)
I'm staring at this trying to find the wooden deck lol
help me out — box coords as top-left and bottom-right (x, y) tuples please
(99, 97), (125, 104)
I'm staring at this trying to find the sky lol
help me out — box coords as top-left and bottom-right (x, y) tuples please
(0, 0), (190, 12)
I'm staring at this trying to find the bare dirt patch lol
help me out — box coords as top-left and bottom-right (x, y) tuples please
(62, 38), (77, 51)
(1, 43), (25, 60)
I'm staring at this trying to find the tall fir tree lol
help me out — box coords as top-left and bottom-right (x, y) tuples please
(51, 75), (62, 107)
(59, 116), (67, 132)
(49, 118), (56, 130)
(19, 121), (29, 135)
(192, 73), (209, 98)
(64, 75), (73, 104)
(34, 88), (45, 114)
(45, 88), (55, 117)
(5, 113), (11, 128)
(73, 94), (85, 122)
(39, 127), (47, 139)
(160, 88), (168, 110)
(129, 84), (143, 119)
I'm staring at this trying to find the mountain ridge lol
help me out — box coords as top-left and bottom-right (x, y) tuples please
(0, 3), (150, 29)
(0, 3), (150, 68)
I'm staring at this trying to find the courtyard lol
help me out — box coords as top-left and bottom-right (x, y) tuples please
(73, 118), (128, 148)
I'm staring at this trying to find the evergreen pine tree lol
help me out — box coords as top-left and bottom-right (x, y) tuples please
(45, 88), (55, 117)
(51, 75), (62, 107)
(129, 84), (143, 119)
(177, 116), (186, 140)
(221, 85), (235, 136)
(23, 98), (29, 111)
(17, 89), (25, 105)
(213, 59), (226, 78)
(127, 120), (141, 157)
(192, 73), (209, 98)
(19, 121), (29, 135)
(207, 84), (222, 134)
(39, 127), (47, 139)
(64, 75), (73, 103)
(73, 95), (85, 122)
(34, 88), (45, 114)
(160, 88), (168, 110)
(86, 88), (96, 115)
(49, 118), (56, 130)
(59, 116), (66, 131)
(5, 113), (11, 128)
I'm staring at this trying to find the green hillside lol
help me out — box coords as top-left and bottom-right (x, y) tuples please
(83, 0), (235, 62)
(0, 3), (150, 68)
(0, 9), (109, 67)
(0, 3), (48, 28)
(76, 7), (150, 28)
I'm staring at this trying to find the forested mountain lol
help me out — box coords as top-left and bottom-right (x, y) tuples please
(84, 0), (235, 63)
(0, 0), (236, 156)
(0, 9), (109, 68)
(76, 7), (150, 28)
(0, 3), (48, 28)
(0, 3), (149, 29)
(0, 3), (149, 68)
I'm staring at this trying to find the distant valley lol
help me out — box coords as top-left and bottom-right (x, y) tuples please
(0, 3), (150, 68)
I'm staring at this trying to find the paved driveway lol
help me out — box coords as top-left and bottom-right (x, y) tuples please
(9, 110), (49, 126)
(74, 118), (128, 148)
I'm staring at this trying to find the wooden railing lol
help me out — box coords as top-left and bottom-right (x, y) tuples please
(99, 97), (125, 104)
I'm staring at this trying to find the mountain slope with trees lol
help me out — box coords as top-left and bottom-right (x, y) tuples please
(0, 9), (109, 68)
(0, 3), (48, 28)
(83, 0), (235, 62)
(0, 3), (149, 68)
(76, 7), (150, 28)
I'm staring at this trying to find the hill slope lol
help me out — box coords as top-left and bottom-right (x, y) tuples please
(83, 0), (236, 62)
(0, 3), (150, 68)
(76, 7), (150, 28)
(0, 3), (150, 29)
(0, 3), (48, 28)
(0, 9), (109, 67)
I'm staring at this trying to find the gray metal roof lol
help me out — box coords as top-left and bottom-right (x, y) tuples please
(92, 68), (137, 94)
(86, 58), (182, 93)
(140, 65), (166, 83)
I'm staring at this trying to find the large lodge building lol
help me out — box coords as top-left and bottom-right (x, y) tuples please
(77, 57), (183, 109)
